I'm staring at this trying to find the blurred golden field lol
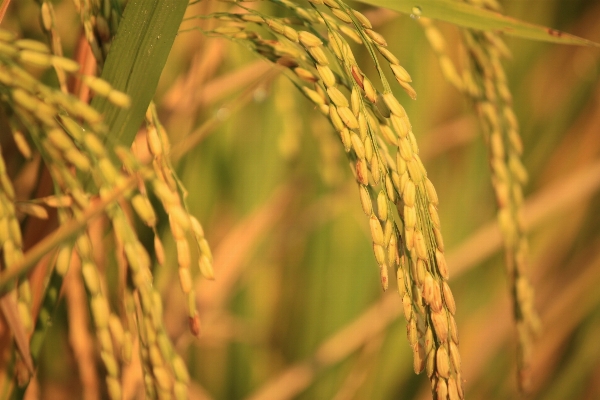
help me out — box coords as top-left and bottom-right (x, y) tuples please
(1, 0), (600, 399)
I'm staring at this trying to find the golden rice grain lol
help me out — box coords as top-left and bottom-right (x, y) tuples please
(403, 180), (416, 207)
(431, 281), (443, 312)
(423, 272), (434, 305)
(337, 106), (359, 129)
(436, 346), (450, 379)
(413, 343), (426, 374)
(308, 46), (329, 65)
(363, 78), (377, 103)
(402, 293), (412, 321)
(379, 263), (389, 290)
(431, 310), (448, 343)
(433, 226), (444, 252)
(329, 105), (345, 132)
(322, 0), (340, 8)
(369, 214), (384, 246)
(365, 136), (375, 163)
(449, 314), (459, 344)
(355, 159), (369, 185)
(298, 31), (323, 48)
(390, 64), (412, 83)
(442, 282), (456, 315)
(365, 29), (387, 46)
(339, 25), (362, 44)
(198, 254), (215, 280)
(371, 161), (384, 191)
(331, 8), (352, 24)
(351, 9), (372, 28)
(414, 230), (428, 260)
(436, 378), (448, 400)
(377, 46), (399, 65)
(426, 347), (436, 378)
(376, 190), (388, 221)
(435, 250), (449, 280)
(404, 226), (414, 251)
(373, 243), (386, 265)
(449, 341), (461, 371)
(447, 377), (460, 400)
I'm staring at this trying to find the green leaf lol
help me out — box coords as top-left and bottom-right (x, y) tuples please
(91, 0), (189, 148)
(355, 0), (600, 47)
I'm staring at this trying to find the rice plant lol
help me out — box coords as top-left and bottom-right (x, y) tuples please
(0, 0), (599, 399)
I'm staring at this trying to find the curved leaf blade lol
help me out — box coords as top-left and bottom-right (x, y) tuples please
(356, 0), (600, 47)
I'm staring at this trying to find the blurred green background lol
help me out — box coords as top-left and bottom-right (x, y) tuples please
(4, 0), (600, 398)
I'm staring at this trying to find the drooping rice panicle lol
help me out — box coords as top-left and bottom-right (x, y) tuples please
(109, 204), (189, 398)
(420, 3), (540, 391)
(462, 29), (539, 395)
(142, 103), (213, 330)
(198, 1), (464, 397)
(0, 23), (198, 398)
(76, 233), (123, 399)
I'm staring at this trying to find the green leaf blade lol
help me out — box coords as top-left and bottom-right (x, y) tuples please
(91, 0), (189, 148)
(355, 0), (600, 47)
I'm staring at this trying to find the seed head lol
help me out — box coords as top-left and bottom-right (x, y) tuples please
(365, 29), (387, 46)
(298, 31), (323, 48)
(377, 46), (399, 65)
(337, 106), (359, 129)
(413, 343), (426, 374)
(331, 8), (352, 24)
(435, 250), (449, 280)
(436, 378), (449, 400)
(442, 282), (456, 315)
(356, 159), (369, 185)
(431, 310), (448, 343)
(426, 348), (436, 378)
(363, 78), (376, 103)
(352, 10), (372, 28)
(390, 64), (412, 83)
(436, 346), (450, 379)
(327, 87), (349, 107)
(369, 214), (385, 246)
(308, 46), (329, 65)
(447, 377), (461, 400)
(198, 254), (214, 280)
(403, 180), (416, 207)
(402, 293), (412, 321)
(377, 190), (388, 221)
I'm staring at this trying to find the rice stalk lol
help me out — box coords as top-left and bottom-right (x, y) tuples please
(419, 2), (540, 391)
(193, 0), (463, 397)
(35, 0), (69, 92)
(141, 103), (214, 329)
(0, 8), (201, 394)
(76, 232), (123, 399)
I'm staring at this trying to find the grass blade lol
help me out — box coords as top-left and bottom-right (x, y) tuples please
(91, 0), (189, 148)
(355, 0), (600, 47)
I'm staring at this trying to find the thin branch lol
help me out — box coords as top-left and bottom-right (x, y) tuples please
(0, 0), (11, 23)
